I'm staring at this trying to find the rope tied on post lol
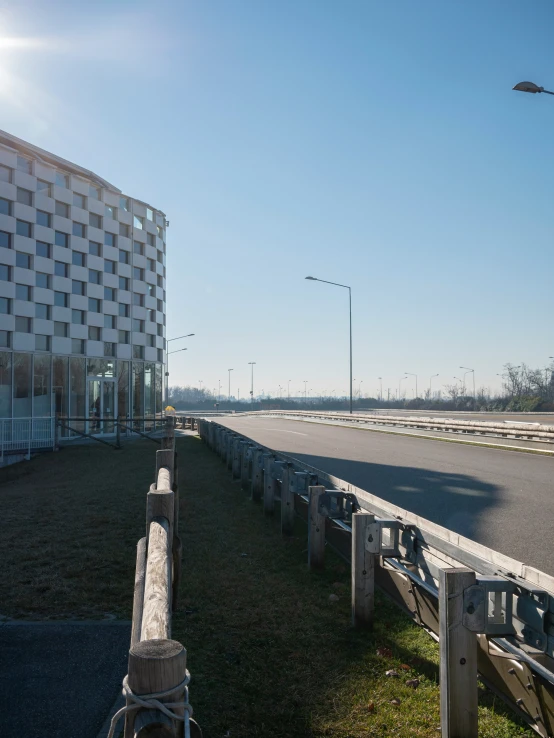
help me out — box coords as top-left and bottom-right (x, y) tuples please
(108, 672), (193, 738)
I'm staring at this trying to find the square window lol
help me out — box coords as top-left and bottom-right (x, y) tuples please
(56, 172), (69, 188)
(15, 316), (32, 332)
(35, 334), (50, 351)
(104, 314), (116, 329)
(119, 276), (129, 291)
(146, 207), (154, 221)
(16, 252), (31, 269)
(89, 212), (102, 229)
(16, 284), (31, 301)
(54, 321), (68, 337)
(157, 225), (163, 238)
(55, 231), (69, 248)
(0, 165), (11, 183)
(36, 179), (50, 195)
(36, 210), (51, 227)
(35, 303), (50, 319)
(134, 241), (144, 255)
(54, 291), (69, 307)
(157, 348), (163, 363)
(133, 293), (144, 307)
(88, 297), (101, 312)
(157, 275), (163, 288)
(36, 272), (50, 289)
(73, 193), (86, 209)
(133, 345), (144, 359)
(120, 196), (129, 211)
(105, 232), (116, 248)
(148, 258), (155, 271)
(0, 330), (11, 348)
(104, 342), (115, 357)
(17, 156), (32, 174)
(133, 318), (144, 332)
(72, 280), (86, 296)
(72, 338), (85, 354)
(36, 241), (51, 258)
(17, 187), (33, 206)
(73, 222), (86, 238)
(88, 326), (101, 340)
(118, 303), (129, 317)
(133, 267), (144, 281)
(148, 309), (155, 322)
(72, 309), (85, 325)
(55, 261), (68, 278)
(89, 241), (101, 257)
(89, 269), (101, 285)
(104, 286), (116, 301)
(157, 324), (163, 337)
(104, 259), (116, 274)
(0, 231), (11, 249)
(89, 185), (101, 200)
(147, 284), (155, 297)
(119, 250), (129, 264)
(148, 334), (156, 348)
(147, 232), (155, 247)
(0, 197), (11, 216)
(105, 204), (116, 219)
(0, 297), (11, 314)
(157, 299), (163, 312)
(55, 201), (70, 218)
(119, 223), (129, 238)
(119, 330), (130, 344)
(133, 215), (144, 230)
(157, 250), (163, 263)
(72, 251), (86, 267)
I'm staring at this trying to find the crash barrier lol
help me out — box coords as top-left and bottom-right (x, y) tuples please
(197, 417), (554, 738)
(108, 418), (202, 738)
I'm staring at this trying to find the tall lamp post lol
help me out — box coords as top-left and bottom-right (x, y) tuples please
(166, 348), (187, 405)
(305, 276), (353, 414)
(405, 372), (418, 399)
(398, 375), (407, 400)
(454, 376), (465, 393)
(288, 379), (291, 401)
(460, 366), (475, 399)
(165, 332), (195, 406)
(248, 362), (256, 405)
(513, 81), (554, 96)
(429, 373), (439, 398)
(228, 368), (233, 402)
(378, 377), (383, 402)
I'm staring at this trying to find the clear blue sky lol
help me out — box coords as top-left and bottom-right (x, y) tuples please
(2, 0), (554, 399)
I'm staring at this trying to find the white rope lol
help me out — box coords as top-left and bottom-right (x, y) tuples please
(107, 671), (193, 738)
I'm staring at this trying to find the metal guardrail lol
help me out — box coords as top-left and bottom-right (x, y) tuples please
(197, 417), (554, 737)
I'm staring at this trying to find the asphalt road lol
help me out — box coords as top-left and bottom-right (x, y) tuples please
(215, 415), (554, 576)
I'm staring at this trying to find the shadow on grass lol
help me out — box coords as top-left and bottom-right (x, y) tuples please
(172, 437), (531, 738)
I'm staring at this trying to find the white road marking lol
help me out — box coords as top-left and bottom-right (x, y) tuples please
(257, 426), (308, 436)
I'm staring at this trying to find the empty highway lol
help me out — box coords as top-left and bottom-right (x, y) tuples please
(215, 415), (554, 576)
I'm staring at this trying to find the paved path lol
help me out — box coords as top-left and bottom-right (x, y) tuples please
(216, 415), (554, 575)
(0, 620), (130, 738)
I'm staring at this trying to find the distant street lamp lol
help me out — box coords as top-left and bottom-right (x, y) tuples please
(165, 332), (195, 405)
(248, 362), (256, 404)
(303, 380), (308, 401)
(429, 373), (439, 398)
(166, 348), (188, 405)
(460, 366), (475, 399)
(228, 368), (233, 401)
(398, 375), (407, 400)
(305, 276), (353, 413)
(405, 372), (418, 398)
(513, 81), (554, 96)
(454, 376), (465, 393)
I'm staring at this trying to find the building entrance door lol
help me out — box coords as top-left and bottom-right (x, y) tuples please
(87, 378), (115, 435)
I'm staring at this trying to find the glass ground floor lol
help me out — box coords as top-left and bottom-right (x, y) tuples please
(0, 351), (164, 437)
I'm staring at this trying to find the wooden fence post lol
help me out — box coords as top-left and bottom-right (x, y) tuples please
(280, 464), (295, 536)
(131, 537), (147, 647)
(263, 455), (277, 515)
(439, 567), (478, 738)
(351, 512), (376, 628)
(308, 485), (326, 569)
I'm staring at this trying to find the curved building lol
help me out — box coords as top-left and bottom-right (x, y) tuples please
(0, 130), (166, 443)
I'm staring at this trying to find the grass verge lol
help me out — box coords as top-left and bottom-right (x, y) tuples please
(0, 436), (534, 736)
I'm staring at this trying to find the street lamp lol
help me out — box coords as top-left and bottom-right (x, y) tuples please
(303, 380), (308, 401)
(166, 348), (188, 406)
(398, 375), (407, 400)
(305, 276), (353, 413)
(288, 379), (291, 401)
(248, 362), (256, 405)
(429, 373), (439, 398)
(228, 368), (233, 402)
(378, 377), (383, 402)
(460, 366), (475, 399)
(165, 333), (195, 405)
(405, 372), (418, 398)
(454, 376), (465, 393)
(513, 81), (554, 95)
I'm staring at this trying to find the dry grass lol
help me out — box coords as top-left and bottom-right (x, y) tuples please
(0, 436), (534, 736)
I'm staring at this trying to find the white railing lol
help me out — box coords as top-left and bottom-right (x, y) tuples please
(0, 417), (56, 461)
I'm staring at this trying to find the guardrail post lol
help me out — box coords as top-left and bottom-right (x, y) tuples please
(351, 512), (376, 628)
(240, 442), (250, 490)
(226, 433), (234, 470)
(263, 455), (276, 515)
(232, 437), (241, 479)
(280, 463), (295, 535)
(439, 567), (478, 738)
(251, 448), (263, 501)
(308, 485), (326, 569)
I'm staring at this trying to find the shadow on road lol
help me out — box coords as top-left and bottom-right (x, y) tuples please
(289, 452), (500, 543)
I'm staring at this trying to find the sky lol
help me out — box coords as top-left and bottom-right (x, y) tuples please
(1, 0), (554, 400)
